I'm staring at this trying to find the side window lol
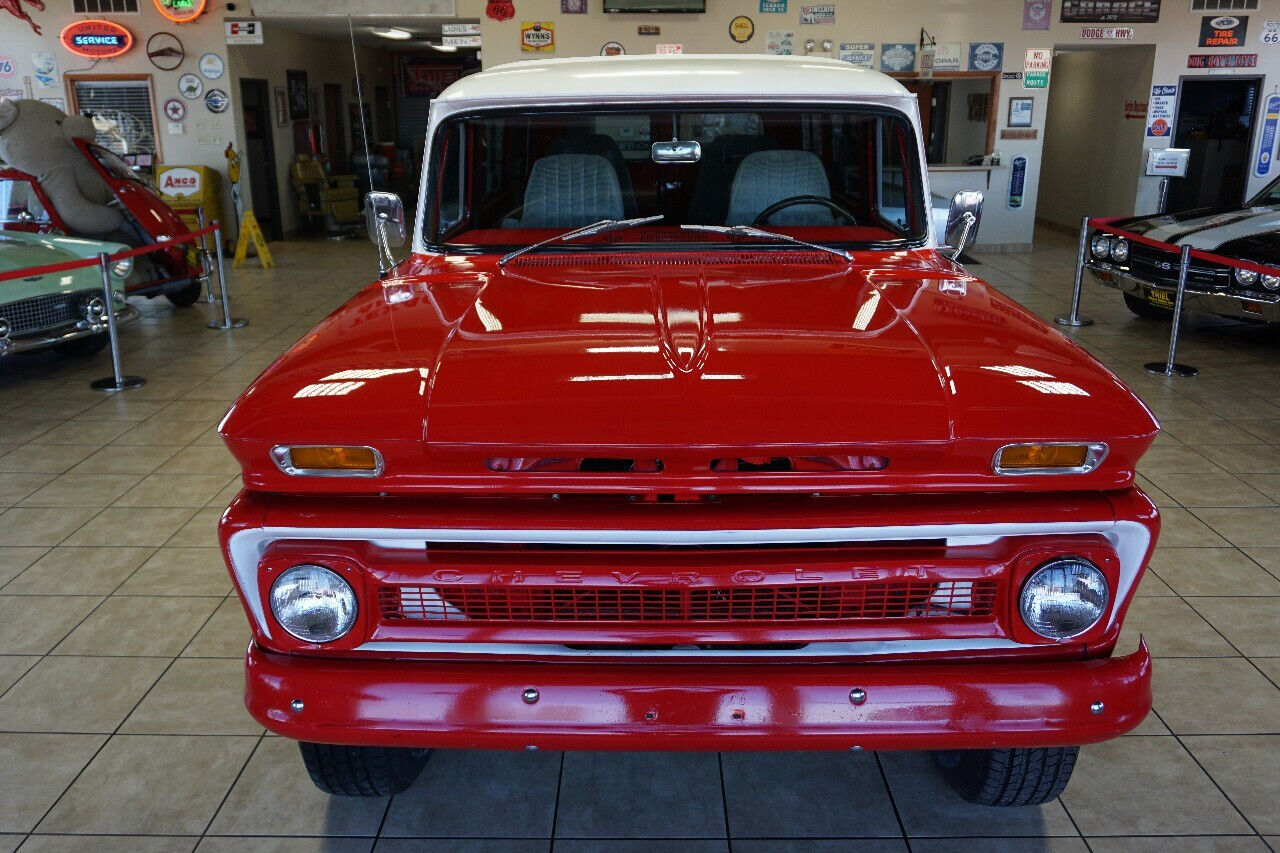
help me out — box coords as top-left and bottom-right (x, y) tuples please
(878, 117), (912, 230)
(438, 123), (465, 234)
(481, 122), (504, 200)
(0, 178), (51, 225)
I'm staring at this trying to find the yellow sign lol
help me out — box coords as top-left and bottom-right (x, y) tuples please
(729, 15), (755, 43)
(232, 209), (274, 269)
(521, 21), (554, 52)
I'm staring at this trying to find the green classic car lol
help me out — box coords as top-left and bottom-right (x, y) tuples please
(0, 231), (138, 357)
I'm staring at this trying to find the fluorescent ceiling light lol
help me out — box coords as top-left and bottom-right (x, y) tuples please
(372, 27), (412, 39)
(427, 42), (459, 51)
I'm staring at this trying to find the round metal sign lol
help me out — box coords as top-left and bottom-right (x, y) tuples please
(162, 97), (186, 121)
(198, 52), (224, 79)
(146, 32), (184, 70)
(178, 72), (202, 99)
(204, 88), (229, 113)
(729, 15), (754, 43)
(600, 41), (625, 56)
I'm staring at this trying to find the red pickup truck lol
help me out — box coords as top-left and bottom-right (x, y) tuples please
(219, 55), (1159, 806)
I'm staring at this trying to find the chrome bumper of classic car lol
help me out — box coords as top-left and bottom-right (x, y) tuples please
(1087, 262), (1280, 323)
(0, 304), (140, 357)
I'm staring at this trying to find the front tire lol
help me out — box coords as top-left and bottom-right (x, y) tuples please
(1123, 292), (1172, 320)
(932, 746), (1079, 806)
(165, 278), (202, 307)
(299, 742), (431, 796)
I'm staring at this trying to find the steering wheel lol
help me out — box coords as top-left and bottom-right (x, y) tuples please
(752, 194), (857, 227)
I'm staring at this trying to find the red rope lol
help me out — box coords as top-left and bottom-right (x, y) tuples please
(0, 224), (219, 284)
(1090, 217), (1280, 278)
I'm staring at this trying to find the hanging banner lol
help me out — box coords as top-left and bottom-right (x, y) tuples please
(838, 42), (875, 69)
(1146, 84), (1176, 138)
(1257, 93), (1280, 177)
(1023, 0), (1051, 30)
(1008, 155), (1028, 210)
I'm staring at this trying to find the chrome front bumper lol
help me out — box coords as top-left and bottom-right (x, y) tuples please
(1087, 262), (1280, 323)
(0, 304), (140, 357)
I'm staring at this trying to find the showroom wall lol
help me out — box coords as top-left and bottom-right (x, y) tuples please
(1038, 46), (1155, 231)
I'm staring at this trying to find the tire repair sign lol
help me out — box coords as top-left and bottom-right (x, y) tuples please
(1258, 93), (1280, 177)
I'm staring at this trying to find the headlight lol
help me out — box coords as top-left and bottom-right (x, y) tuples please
(110, 257), (133, 278)
(1090, 235), (1112, 259)
(1235, 268), (1258, 286)
(1261, 274), (1280, 291)
(1019, 558), (1108, 640)
(84, 296), (106, 320)
(269, 564), (358, 643)
(1109, 238), (1128, 262)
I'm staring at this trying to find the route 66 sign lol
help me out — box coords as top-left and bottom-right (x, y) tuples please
(1262, 20), (1280, 45)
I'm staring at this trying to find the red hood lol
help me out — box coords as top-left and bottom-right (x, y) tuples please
(221, 250), (1158, 494)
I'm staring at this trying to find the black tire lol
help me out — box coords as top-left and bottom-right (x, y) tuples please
(932, 746), (1079, 806)
(299, 742), (431, 796)
(1123, 292), (1172, 320)
(165, 278), (202, 307)
(54, 333), (110, 358)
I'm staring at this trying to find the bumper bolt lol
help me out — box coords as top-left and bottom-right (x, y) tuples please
(289, 699), (304, 713)
(522, 687), (540, 705)
(849, 745), (863, 751)
(524, 744), (538, 751)
(849, 688), (868, 705)
(1090, 701), (1104, 715)
(645, 709), (659, 721)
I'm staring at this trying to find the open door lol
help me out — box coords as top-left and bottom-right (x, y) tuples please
(1168, 77), (1262, 211)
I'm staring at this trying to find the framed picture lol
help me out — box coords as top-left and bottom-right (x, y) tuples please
(273, 86), (287, 127)
(1008, 96), (1034, 128)
(286, 69), (309, 120)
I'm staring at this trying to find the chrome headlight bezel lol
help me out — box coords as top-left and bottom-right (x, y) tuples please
(1019, 557), (1109, 641)
(1090, 235), (1112, 259)
(1108, 238), (1129, 263)
(110, 257), (133, 278)
(268, 563), (358, 644)
(1261, 273), (1280, 291)
(1235, 267), (1259, 286)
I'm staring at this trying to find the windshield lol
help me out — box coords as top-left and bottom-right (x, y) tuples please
(424, 105), (928, 251)
(1251, 176), (1280, 206)
(87, 144), (144, 184)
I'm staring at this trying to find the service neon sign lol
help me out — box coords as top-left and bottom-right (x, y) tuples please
(154, 0), (207, 24)
(60, 20), (135, 59)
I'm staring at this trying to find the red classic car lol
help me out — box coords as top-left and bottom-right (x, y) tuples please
(219, 55), (1160, 806)
(0, 138), (203, 306)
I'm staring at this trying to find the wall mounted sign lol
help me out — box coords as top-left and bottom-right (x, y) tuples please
(1262, 20), (1280, 45)
(1256, 93), (1280, 176)
(729, 15), (755, 43)
(0, 88), (25, 101)
(442, 35), (482, 47)
(1199, 15), (1247, 48)
(1023, 0), (1050, 30)
(799, 4), (834, 25)
(520, 21), (554, 52)
(225, 20), (263, 45)
(968, 42), (1003, 71)
(0, 56), (15, 79)
(486, 0), (515, 22)
(1060, 0), (1159, 23)
(759, 0), (786, 11)
(1187, 53), (1257, 69)
(1080, 26), (1133, 39)
(442, 23), (481, 35)
(1008, 155), (1027, 209)
(154, 0), (206, 24)
(932, 42), (962, 72)
(637, 24), (660, 36)
(162, 97), (186, 121)
(198, 52), (224, 79)
(1145, 147), (1189, 177)
(838, 42), (874, 68)
(656, 43), (682, 53)
(146, 32), (184, 70)
(1008, 96), (1033, 127)
(178, 73), (202, 99)
(1002, 71), (1023, 80)
(880, 43), (916, 72)
(159, 166), (201, 197)
(31, 52), (56, 86)
(600, 41), (625, 55)
(765, 29), (795, 54)
(1146, 84), (1175, 137)
(1001, 128), (1038, 140)
(1123, 98), (1147, 120)
(1023, 48), (1051, 87)
(399, 59), (460, 97)
(561, 0), (586, 14)
(60, 20), (134, 59)
(204, 88), (229, 113)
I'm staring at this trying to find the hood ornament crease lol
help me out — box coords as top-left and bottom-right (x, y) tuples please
(652, 269), (712, 375)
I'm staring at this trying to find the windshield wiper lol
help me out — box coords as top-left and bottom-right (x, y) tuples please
(679, 224), (853, 262)
(498, 215), (664, 267)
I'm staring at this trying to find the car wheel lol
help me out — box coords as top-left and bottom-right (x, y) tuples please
(932, 746), (1079, 806)
(54, 333), (110, 358)
(1123, 293), (1172, 321)
(299, 742), (431, 796)
(165, 279), (202, 308)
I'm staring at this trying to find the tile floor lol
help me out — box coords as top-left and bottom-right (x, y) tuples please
(0, 230), (1278, 852)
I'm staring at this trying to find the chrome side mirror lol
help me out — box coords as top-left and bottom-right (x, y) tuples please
(942, 190), (983, 260)
(365, 191), (406, 249)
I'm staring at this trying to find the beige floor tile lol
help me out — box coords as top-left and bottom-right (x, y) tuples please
(1240, 473), (1280, 502)
(18, 473), (142, 509)
(1118, 597), (1236, 658)
(19, 836), (198, 853)
(207, 737), (387, 836)
(80, 396), (168, 422)
(1138, 446), (1223, 476)
(63, 506), (199, 548)
(1197, 444), (1280, 475)
(181, 598), (250, 659)
(37, 733), (257, 835)
(1186, 597), (1280, 657)
(111, 418), (214, 447)
(114, 474), (237, 508)
(1160, 419), (1267, 446)
(0, 655), (37, 693)
(156, 445), (240, 477)
(1059, 736), (1252, 836)
(0, 655), (168, 733)
(0, 506), (101, 547)
(1146, 508), (1230, 548)
(1086, 837), (1269, 852)
(1146, 472), (1273, 507)
(1150, 548), (1280, 597)
(6, 399), (96, 421)
(68, 444), (181, 476)
(0, 595), (101, 654)
(164, 507), (224, 548)
(121, 658), (260, 735)
(0, 473), (57, 508)
(0, 420), (60, 444)
(1183, 735), (1280, 835)
(3, 546), (154, 596)
(1133, 569), (1175, 596)
(911, 841), (1086, 853)
(116, 547), (232, 597)
(0, 444), (98, 475)
(1191, 508), (1280, 548)
(25, 419), (135, 446)
(53, 596), (220, 657)
(0, 732), (106, 832)
(197, 838), (371, 852)
(1152, 658), (1280, 734)
(0, 547), (44, 586)
(155, 398), (233, 422)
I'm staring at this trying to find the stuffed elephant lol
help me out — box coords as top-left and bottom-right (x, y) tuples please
(0, 99), (124, 235)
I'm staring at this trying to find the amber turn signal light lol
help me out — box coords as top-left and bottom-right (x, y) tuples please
(992, 443), (1106, 475)
(270, 445), (384, 477)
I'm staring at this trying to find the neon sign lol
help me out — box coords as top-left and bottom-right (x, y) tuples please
(60, 20), (135, 59)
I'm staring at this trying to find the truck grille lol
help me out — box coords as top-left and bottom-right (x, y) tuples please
(380, 578), (998, 624)
(1125, 243), (1231, 291)
(3, 290), (89, 335)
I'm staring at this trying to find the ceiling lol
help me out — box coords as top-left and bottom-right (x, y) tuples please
(261, 15), (480, 50)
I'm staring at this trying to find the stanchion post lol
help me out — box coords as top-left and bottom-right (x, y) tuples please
(196, 206), (220, 304)
(89, 252), (145, 392)
(207, 220), (249, 330)
(1145, 244), (1198, 378)
(1055, 215), (1095, 327)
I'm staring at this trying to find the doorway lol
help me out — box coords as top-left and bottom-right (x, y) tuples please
(323, 83), (347, 173)
(1167, 77), (1262, 211)
(238, 78), (282, 242)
